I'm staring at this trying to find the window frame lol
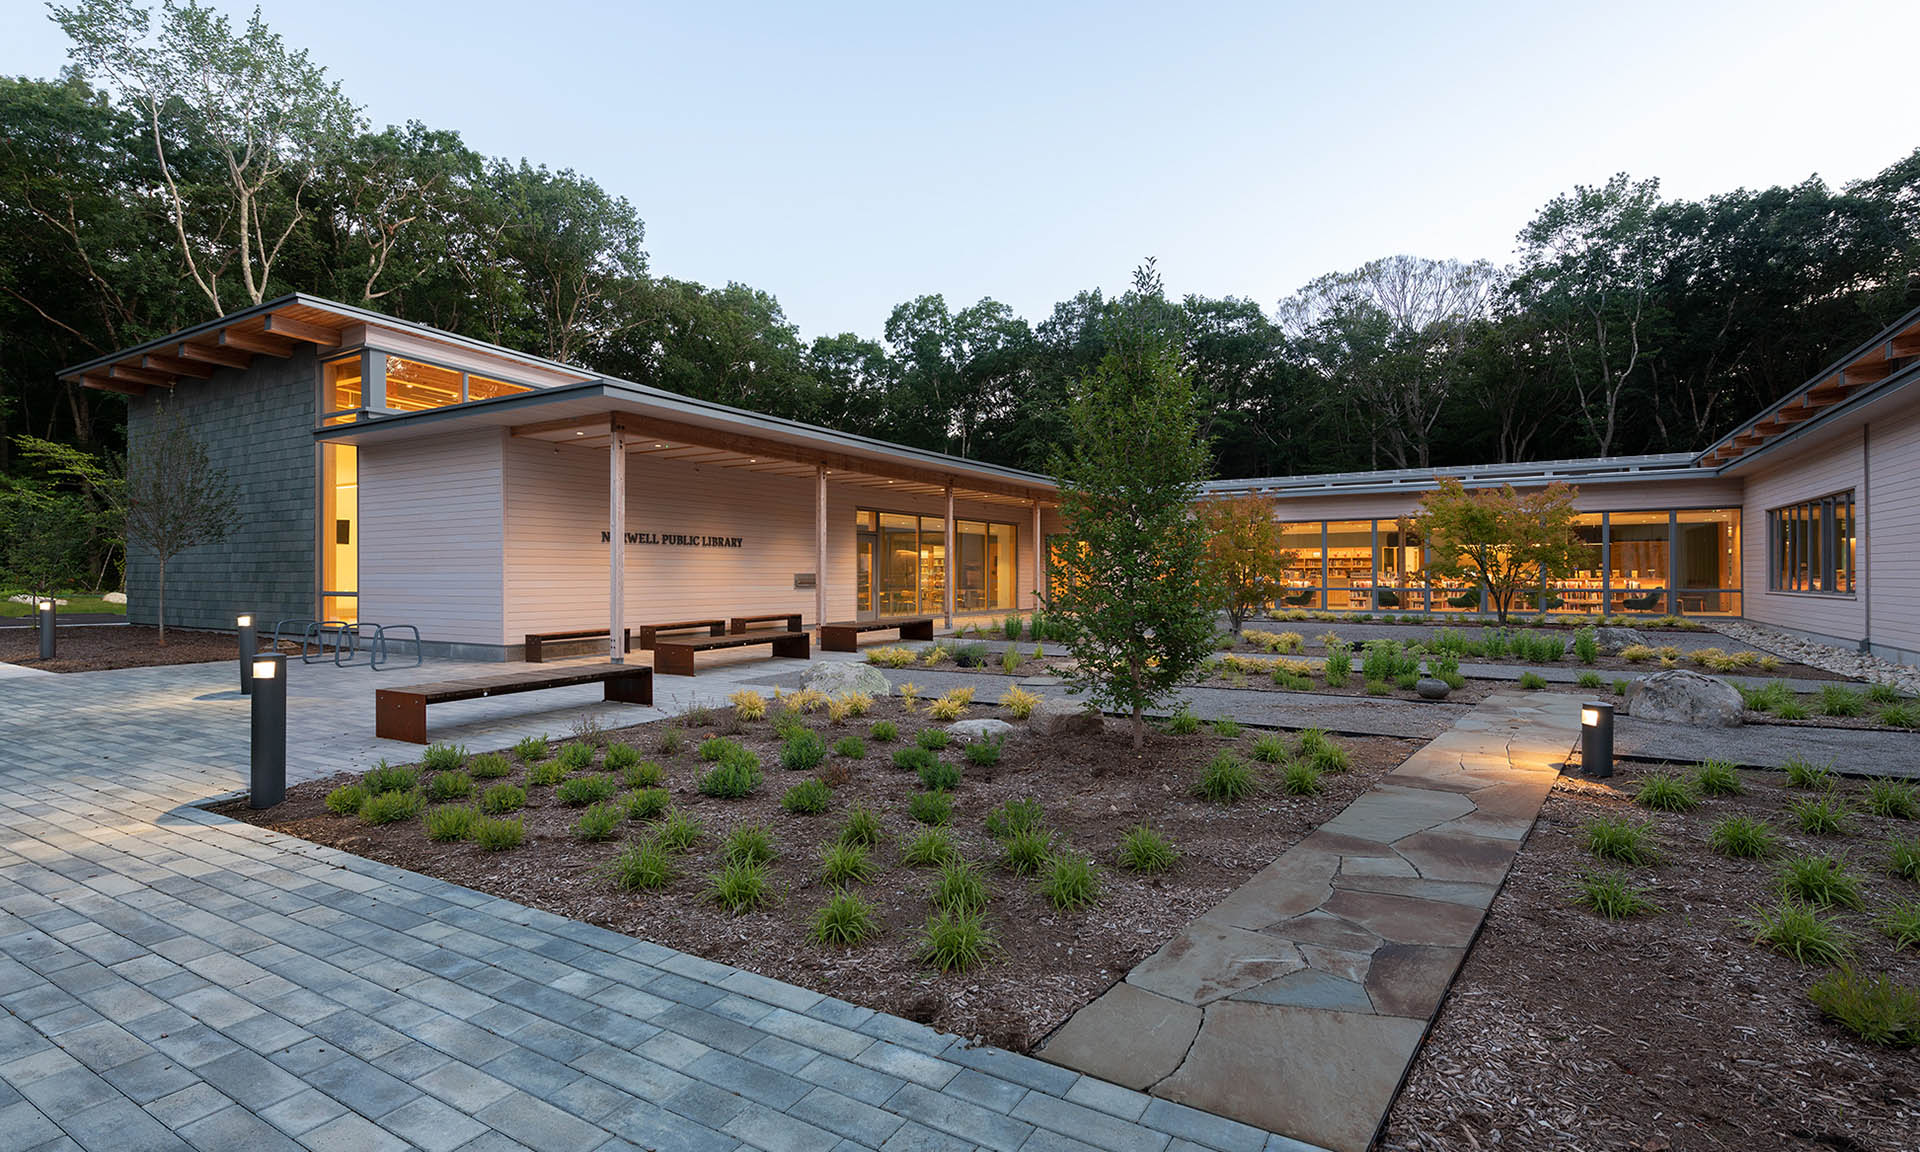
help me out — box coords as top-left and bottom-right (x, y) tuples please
(1766, 490), (1856, 596)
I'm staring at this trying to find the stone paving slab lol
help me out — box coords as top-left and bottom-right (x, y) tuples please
(1612, 717), (1920, 776)
(0, 654), (1322, 1152)
(1036, 693), (1583, 1152)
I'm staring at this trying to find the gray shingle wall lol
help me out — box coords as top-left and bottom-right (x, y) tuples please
(124, 347), (318, 632)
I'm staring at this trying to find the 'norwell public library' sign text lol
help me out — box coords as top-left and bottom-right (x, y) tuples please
(600, 530), (744, 549)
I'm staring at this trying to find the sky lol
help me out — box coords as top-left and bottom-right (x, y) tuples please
(5, 0), (1920, 341)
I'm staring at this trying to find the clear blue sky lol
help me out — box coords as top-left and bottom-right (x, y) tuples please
(6, 0), (1919, 340)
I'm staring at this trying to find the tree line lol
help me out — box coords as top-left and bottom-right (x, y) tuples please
(5, 0), (1919, 491)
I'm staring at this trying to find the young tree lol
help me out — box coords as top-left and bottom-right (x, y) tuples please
(1414, 479), (1585, 625)
(1050, 262), (1216, 750)
(1195, 495), (1293, 633)
(123, 404), (237, 644)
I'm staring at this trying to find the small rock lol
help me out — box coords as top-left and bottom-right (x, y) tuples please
(801, 661), (890, 697)
(103, 591), (127, 605)
(1029, 699), (1104, 738)
(948, 718), (1014, 740)
(1415, 677), (1451, 700)
(1626, 669), (1744, 726)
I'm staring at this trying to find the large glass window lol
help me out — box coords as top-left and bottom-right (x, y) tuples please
(1541, 515), (1604, 614)
(1677, 508), (1742, 614)
(1276, 523), (1324, 609)
(320, 443), (357, 624)
(863, 509), (1016, 617)
(1376, 518), (1425, 611)
(383, 357), (465, 411)
(1325, 521), (1373, 611)
(322, 355), (364, 423)
(318, 350), (534, 427)
(1769, 491), (1854, 594)
(1607, 512), (1669, 613)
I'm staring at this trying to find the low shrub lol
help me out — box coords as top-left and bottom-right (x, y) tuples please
(1780, 855), (1865, 908)
(1807, 969), (1920, 1045)
(916, 728), (951, 751)
(892, 747), (937, 774)
(1887, 836), (1920, 882)
(1040, 852), (1100, 910)
(625, 787), (671, 821)
(480, 783), (526, 814)
(723, 823), (777, 867)
(556, 773), (617, 806)
(1746, 901), (1852, 966)
(425, 804), (479, 842)
(604, 742), (641, 772)
(1322, 643), (1352, 687)
(1249, 734), (1289, 763)
(325, 783), (369, 816)
(963, 736), (1004, 767)
(555, 741), (596, 771)
(919, 908), (994, 971)
(869, 720), (900, 742)
(1573, 626), (1599, 665)
(926, 694), (967, 721)
(1694, 760), (1743, 797)
(469, 752), (512, 779)
(622, 759), (665, 789)
(901, 827), (961, 868)
(1818, 684), (1865, 717)
(1573, 870), (1660, 919)
(1866, 779), (1918, 820)
(1196, 751), (1258, 804)
(471, 815), (525, 851)
(359, 789), (424, 825)
(952, 643), (990, 668)
(1117, 825), (1177, 873)
(837, 804), (886, 848)
(832, 736), (866, 759)
(1514, 631), (1563, 664)
(820, 840), (877, 885)
(918, 757), (961, 792)
(1790, 796), (1850, 837)
(526, 760), (568, 787)
(573, 802), (623, 842)
(421, 742), (467, 773)
(697, 755), (763, 799)
(1002, 825), (1055, 875)
(1709, 815), (1779, 859)
(1612, 679), (1630, 696)
(511, 735), (548, 762)
(699, 736), (746, 763)
(1634, 772), (1696, 812)
(1365, 680), (1393, 696)
(999, 686), (1041, 719)
(654, 808), (704, 851)
(1282, 761), (1324, 796)
(985, 798), (1045, 839)
(1583, 816), (1658, 864)
(810, 888), (877, 946)
(906, 790), (951, 826)
(707, 861), (774, 914)
(1878, 900), (1920, 949)
(781, 779), (833, 816)
(363, 762), (417, 794)
(780, 729), (828, 772)
(610, 836), (673, 890)
(728, 689), (768, 721)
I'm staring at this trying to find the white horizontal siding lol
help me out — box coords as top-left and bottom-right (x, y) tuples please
(1740, 424), (1866, 643)
(358, 429), (507, 644)
(1867, 407), (1920, 656)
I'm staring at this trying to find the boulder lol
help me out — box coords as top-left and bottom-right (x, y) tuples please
(801, 661), (891, 698)
(7, 594), (66, 606)
(103, 591), (127, 605)
(1568, 626), (1648, 656)
(948, 718), (1015, 741)
(1415, 677), (1451, 700)
(1626, 669), (1744, 727)
(1029, 699), (1105, 739)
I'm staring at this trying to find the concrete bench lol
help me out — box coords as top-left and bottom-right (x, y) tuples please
(818, 616), (936, 652)
(524, 627), (632, 663)
(635, 619), (726, 650)
(374, 663), (653, 743)
(652, 631), (810, 676)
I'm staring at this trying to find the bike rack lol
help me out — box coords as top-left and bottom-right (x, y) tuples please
(371, 624), (422, 671)
(300, 620), (352, 664)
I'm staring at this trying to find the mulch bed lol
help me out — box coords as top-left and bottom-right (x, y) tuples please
(0, 625), (289, 673)
(1382, 763), (1920, 1152)
(222, 698), (1421, 1051)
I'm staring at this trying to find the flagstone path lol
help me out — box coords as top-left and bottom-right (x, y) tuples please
(1035, 693), (1584, 1152)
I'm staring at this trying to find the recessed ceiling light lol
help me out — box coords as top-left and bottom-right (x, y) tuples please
(574, 430), (585, 436)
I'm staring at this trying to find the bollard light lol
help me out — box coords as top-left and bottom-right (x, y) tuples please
(237, 613), (257, 695)
(250, 653), (287, 809)
(37, 598), (56, 661)
(1581, 700), (1614, 778)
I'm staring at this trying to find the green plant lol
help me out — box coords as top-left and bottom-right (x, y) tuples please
(556, 773), (616, 806)
(1002, 825), (1054, 875)
(1573, 870), (1660, 919)
(768, 729), (824, 773)
(837, 804), (886, 848)
(425, 804), (478, 842)
(325, 783), (369, 815)
(1807, 968), (1920, 1045)
(621, 759), (665, 789)
(654, 808), (703, 851)
(1776, 699), (1811, 721)
(918, 759), (961, 793)
(810, 888), (877, 946)
(1163, 707), (1201, 736)
(1322, 643), (1352, 687)
(915, 728), (951, 751)
(1791, 796), (1850, 837)
(781, 779), (832, 815)
(1576, 671), (1604, 690)
(1880, 703), (1920, 730)
(723, 823), (777, 866)
(1738, 681), (1791, 713)
(892, 746), (937, 775)
(901, 827), (961, 868)
(1868, 682), (1902, 704)
(869, 720), (899, 742)
(771, 708), (809, 742)
(609, 835), (673, 890)
(1514, 631), (1563, 663)
(1583, 816), (1658, 864)
(1709, 816), (1779, 859)
(930, 858), (988, 913)
(359, 789), (423, 825)
(625, 787), (670, 821)
(1249, 733), (1288, 763)
(926, 694), (967, 721)
(962, 736), (1004, 767)
(1299, 729), (1349, 772)
(556, 741), (596, 771)
(952, 642), (990, 668)
(604, 743), (641, 772)
(1281, 761), (1324, 796)
(1780, 855), (1865, 908)
(1196, 750), (1257, 804)
(421, 742), (467, 773)
(918, 908), (994, 971)
(832, 735), (866, 759)
(1693, 760), (1743, 797)
(511, 735), (548, 763)
(471, 815), (525, 851)
(1746, 901), (1853, 965)
(469, 752), (512, 780)
(1517, 671), (1547, 690)
(1890, 836), (1920, 882)
(573, 802), (623, 842)
(1784, 757), (1836, 791)
(1573, 626), (1599, 665)
(526, 760), (567, 787)
(480, 783), (526, 814)
(865, 645), (917, 669)
(363, 762), (417, 794)
(1818, 684), (1865, 717)
(697, 754), (763, 799)
(707, 861), (774, 914)
(1877, 900), (1920, 949)
(998, 686), (1041, 719)
(908, 790), (951, 826)
(1634, 772), (1696, 812)
(820, 840), (877, 885)
(985, 797), (1045, 839)
(1612, 678), (1629, 696)
(1117, 825), (1177, 873)
(1040, 852), (1100, 910)
(1365, 680), (1392, 696)
(1866, 779), (1918, 819)
(699, 736), (745, 762)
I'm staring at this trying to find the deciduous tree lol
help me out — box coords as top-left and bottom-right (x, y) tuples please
(1414, 479), (1586, 625)
(1195, 495), (1292, 633)
(123, 404), (236, 643)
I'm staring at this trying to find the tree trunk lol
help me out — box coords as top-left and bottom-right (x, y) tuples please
(1131, 703), (1144, 751)
(156, 556), (167, 646)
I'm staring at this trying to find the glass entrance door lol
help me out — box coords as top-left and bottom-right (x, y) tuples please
(856, 531), (876, 620)
(878, 514), (920, 617)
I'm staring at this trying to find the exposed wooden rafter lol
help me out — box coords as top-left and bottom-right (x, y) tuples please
(218, 328), (297, 356)
(83, 373), (145, 396)
(141, 353), (215, 379)
(175, 341), (251, 369)
(107, 363), (174, 388)
(263, 314), (342, 346)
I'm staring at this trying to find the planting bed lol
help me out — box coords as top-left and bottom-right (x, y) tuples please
(1383, 761), (1920, 1151)
(0, 625), (292, 673)
(224, 695), (1420, 1050)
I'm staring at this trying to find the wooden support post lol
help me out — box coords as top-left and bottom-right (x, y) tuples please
(815, 464), (828, 633)
(943, 480), (955, 629)
(609, 420), (626, 664)
(1031, 500), (1044, 609)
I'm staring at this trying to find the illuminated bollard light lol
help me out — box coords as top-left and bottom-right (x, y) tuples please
(251, 653), (287, 809)
(237, 614), (257, 695)
(1581, 700), (1614, 778)
(38, 599), (56, 661)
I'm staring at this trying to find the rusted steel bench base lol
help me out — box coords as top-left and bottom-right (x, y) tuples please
(730, 613), (803, 634)
(818, 616), (936, 652)
(635, 619), (726, 650)
(524, 628), (632, 663)
(375, 663), (653, 743)
(652, 631), (811, 676)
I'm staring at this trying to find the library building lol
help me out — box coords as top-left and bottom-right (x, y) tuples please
(62, 296), (1920, 667)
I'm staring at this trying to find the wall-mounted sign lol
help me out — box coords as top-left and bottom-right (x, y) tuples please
(600, 530), (744, 548)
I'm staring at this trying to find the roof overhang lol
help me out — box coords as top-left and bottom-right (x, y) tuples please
(1201, 453), (1709, 500)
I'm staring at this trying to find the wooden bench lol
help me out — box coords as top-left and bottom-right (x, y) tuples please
(524, 628), (632, 663)
(730, 612), (802, 634)
(375, 663), (653, 743)
(818, 616), (936, 652)
(635, 619), (726, 650)
(652, 631), (810, 676)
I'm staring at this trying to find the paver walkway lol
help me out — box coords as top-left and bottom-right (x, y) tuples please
(1035, 693), (1584, 1152)
(0, 654), (1301, 1152)
(1613, 717), (1920, 776)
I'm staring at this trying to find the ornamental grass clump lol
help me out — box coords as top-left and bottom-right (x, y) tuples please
(511, 735), (548, 762)
(625, 787), (670, 821)
(421, 742), (467, 773)
(1784, 756), (1836, 790)
(1880, 703), (1920, 730)
(1040, 852), (1099, 910)
(866, 646), (917, 669)
(728, 689), (768, 721)
(1807, 969), (1920, 1045)
(1117, 825), (1177, 873)
(723, 823), (777, 867)
(810, 888), (877, 946)
(1573, 870), (1660, 919)
(609, 836), (673, 890)
(1197, 751), (1258, 804)
(363, 761), (416, 794)
(999, 646), (1022, 675)
(999, 686), (1041, 719)
(1878, 900), (1920, 949)
(1775, 698), (1811, 721)
(573, 802), (623, 842)
(901, 827), (960, 868)
(1865, 779), (1918, 820)
(1282, 761), (1324, 796)
(918, 908), (994, 971)
(926, 693), (968, 722)
(1693, 760), (1743, 797)
(1891, 836), (1920, 883)
(1818, 684), (1866, 718)
(917, 759), (961, 793)
(471, 815), (525, 851)
(781, 778), (832, 816)
(908, 790), (952, 825)
(1518, 672), (1548, 690)
(837, 804), (886, 849)
(1780, 855), (1865, 909)
(1163, 707), (1201, 736)
(1746, 901), (1853, 965)
(479, 783), (526, 814)
(1002, 826), (1055, 876)
(819, 840), (877, 886)
(654, 808), (703, 851)
(779, 729), (828, 772)
(1790, 796), (1850, 837)
(1709, 815), (1779, 860)
(556, 773), (617, 806)
(930, 858), (988, 913)
(1577, 671), (1604, 690)
(325, 783), (369, 816)
(1634, 772), (1696, 812)
(985, 797), (1046, 839)
(1582, 816), (1658, 865)
(425, 804), (479, 842)
(1249, 734), (1288, 764)
(706, 861), (774, 914)
(359, 789), (424, 825)
(469, 752), (512, 779)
